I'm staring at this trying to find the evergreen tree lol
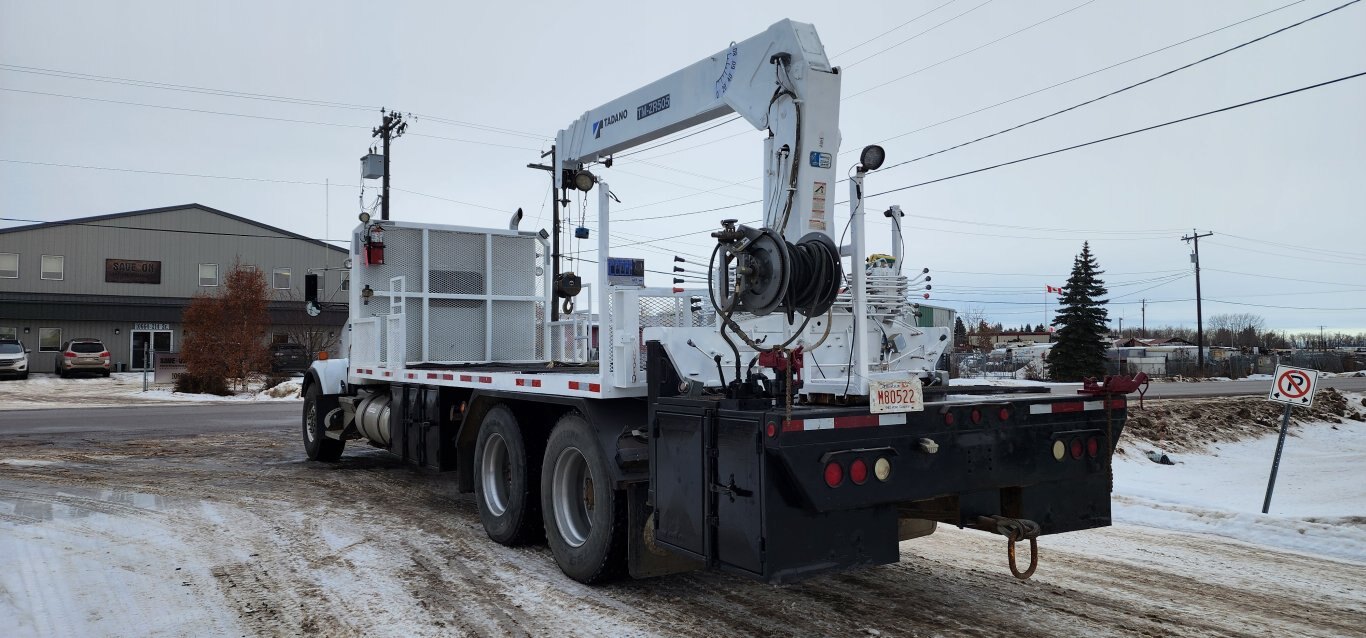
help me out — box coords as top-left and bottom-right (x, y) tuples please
(953, 317), (968, 349)
(1047, 242), (1109, 381)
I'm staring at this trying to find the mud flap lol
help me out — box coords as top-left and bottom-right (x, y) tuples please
(627, 483), (703, 579)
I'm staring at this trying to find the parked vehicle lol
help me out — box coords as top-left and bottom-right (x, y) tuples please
(301, 20), (1143, 586)
(0, 339), (29, 380)
(271, 343), (310, 372)
(55, 339), (110, 378)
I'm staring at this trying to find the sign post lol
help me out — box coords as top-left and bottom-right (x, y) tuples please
(1261, 365), (1318, 513)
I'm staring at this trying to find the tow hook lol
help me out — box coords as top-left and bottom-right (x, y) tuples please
(974, 515), (1042, 580)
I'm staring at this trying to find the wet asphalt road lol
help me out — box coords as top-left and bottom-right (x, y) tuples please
(0, 403), (295, 437)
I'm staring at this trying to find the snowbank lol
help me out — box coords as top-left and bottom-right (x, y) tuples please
(1114, 398), (1366, 564)
(0, 372), (303, 409)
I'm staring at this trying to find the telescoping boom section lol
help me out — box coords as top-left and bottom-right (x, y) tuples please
(301, 18), (1141, 587)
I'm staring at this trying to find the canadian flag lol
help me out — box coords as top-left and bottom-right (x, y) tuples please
(1046, 285), (1062, 294)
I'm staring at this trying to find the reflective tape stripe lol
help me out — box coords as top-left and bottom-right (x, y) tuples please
(1030, 399), (1129, 415)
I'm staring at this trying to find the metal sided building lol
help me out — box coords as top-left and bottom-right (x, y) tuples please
(0, 204), (348, 373)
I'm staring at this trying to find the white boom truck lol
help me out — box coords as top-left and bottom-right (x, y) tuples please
(302, 19), (1143, 584)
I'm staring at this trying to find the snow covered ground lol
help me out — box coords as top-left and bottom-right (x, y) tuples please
(1113, 412), (1366, 564)
(0, 372), (302, 410)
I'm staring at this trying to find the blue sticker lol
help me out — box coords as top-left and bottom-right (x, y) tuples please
(809, 152), (832, 168)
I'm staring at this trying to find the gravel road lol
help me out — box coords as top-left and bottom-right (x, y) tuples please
(3, 412), (1362, 638)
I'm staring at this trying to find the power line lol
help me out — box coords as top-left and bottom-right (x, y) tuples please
(844, 0), (1099, 95)
(1, 158), (512, 215)
(829, 0), (961, 58)
(1205, 299), (1366, 311)
(898, 212), (1183, 236)
(0, 63), (547, 140)
(850, 0), (1311, 152)
(862, 71), (1366, 198)
(0, 86), (543, 151)
(613, 116), (744, 158)
(1203, 240), (1366, 267)
(937, 267), (1186, 277)
(842, 0), (998, 68)
(610, 0), (1322, 205)
(614, 0), (1315, 167)
(1202, 267), (1366, 288)
(869, 0), (1361, 175)
(1215, 231), (1366, 261)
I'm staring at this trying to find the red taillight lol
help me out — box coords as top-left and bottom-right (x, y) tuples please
(766, 422), (777, 438)
(849, 459), (869, 485)
(64, 352), (77, 357)
(999, 408), (1011, 422)
(1087, 437), (1100, 458)
(99, 351), (110, 358)
(823, 462), (844, 488)
(1070, 438), (1084, 460)
(943, 412), (955, 426)
(970, 409), (983, 425)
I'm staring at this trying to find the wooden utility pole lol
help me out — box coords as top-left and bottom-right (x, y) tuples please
(1182, 230), (1213, 372)
(527, 146), (563, 321)
(372, 109), (408, 221)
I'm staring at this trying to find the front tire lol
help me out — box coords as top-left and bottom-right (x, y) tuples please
(541, 412), (627, 583)
(473, 405), (543, 545)
(302, 383), (344, 462)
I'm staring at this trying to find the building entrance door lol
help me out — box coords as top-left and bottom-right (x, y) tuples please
(131, 330), (172, 370)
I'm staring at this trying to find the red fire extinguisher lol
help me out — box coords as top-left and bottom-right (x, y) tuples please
(364, 223), (385, 265)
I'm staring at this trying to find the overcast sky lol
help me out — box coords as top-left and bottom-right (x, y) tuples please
(3, 0), (1363, 334)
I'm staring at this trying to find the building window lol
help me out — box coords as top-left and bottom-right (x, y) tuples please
(199, 263), (219, 287)
(39, 328), (61, 351)
(340, 272), (350, 291)
(273, 267), (291, 290)
(0, 253), (17, 278)
(0, 327), (16, 340)
(41, 255), (64, 280)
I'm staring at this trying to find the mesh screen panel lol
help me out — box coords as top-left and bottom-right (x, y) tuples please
(491, 301), (538, 361)
(428, 299), (486, 362)
(491, 235), (537, 295)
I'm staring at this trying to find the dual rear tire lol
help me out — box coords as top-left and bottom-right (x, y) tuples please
(473, 408), (626, 583)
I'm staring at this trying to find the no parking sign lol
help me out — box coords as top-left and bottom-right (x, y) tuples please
(1261, 364), (1320, 513)
(1267, 365), (1318, 407)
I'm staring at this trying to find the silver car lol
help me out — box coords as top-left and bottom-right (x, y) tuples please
(55, 339), (111, 378)
(0, 340), (29, 380)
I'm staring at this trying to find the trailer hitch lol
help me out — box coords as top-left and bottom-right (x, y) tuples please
(974, 515), (1041, 580)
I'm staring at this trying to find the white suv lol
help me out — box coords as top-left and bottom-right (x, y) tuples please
(0, 339), (29, 380)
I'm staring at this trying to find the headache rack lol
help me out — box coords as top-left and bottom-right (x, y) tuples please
(344, 219), (715, 398)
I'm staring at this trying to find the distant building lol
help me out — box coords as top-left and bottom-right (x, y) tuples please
(0, 204), (347, 373)
(967, 331), (1054, 348)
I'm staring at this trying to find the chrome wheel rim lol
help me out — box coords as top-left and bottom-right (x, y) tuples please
(552, 446), (593, 548)
(304, 400), (318, 443)
(480, 433), (511, 517)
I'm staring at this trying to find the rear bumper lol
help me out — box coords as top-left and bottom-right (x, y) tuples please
(650, 396), (1126, 583)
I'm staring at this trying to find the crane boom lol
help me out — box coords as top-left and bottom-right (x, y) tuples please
(555, 19), (842, 240)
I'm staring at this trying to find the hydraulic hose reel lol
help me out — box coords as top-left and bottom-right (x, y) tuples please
(710, 219), (842, 322)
